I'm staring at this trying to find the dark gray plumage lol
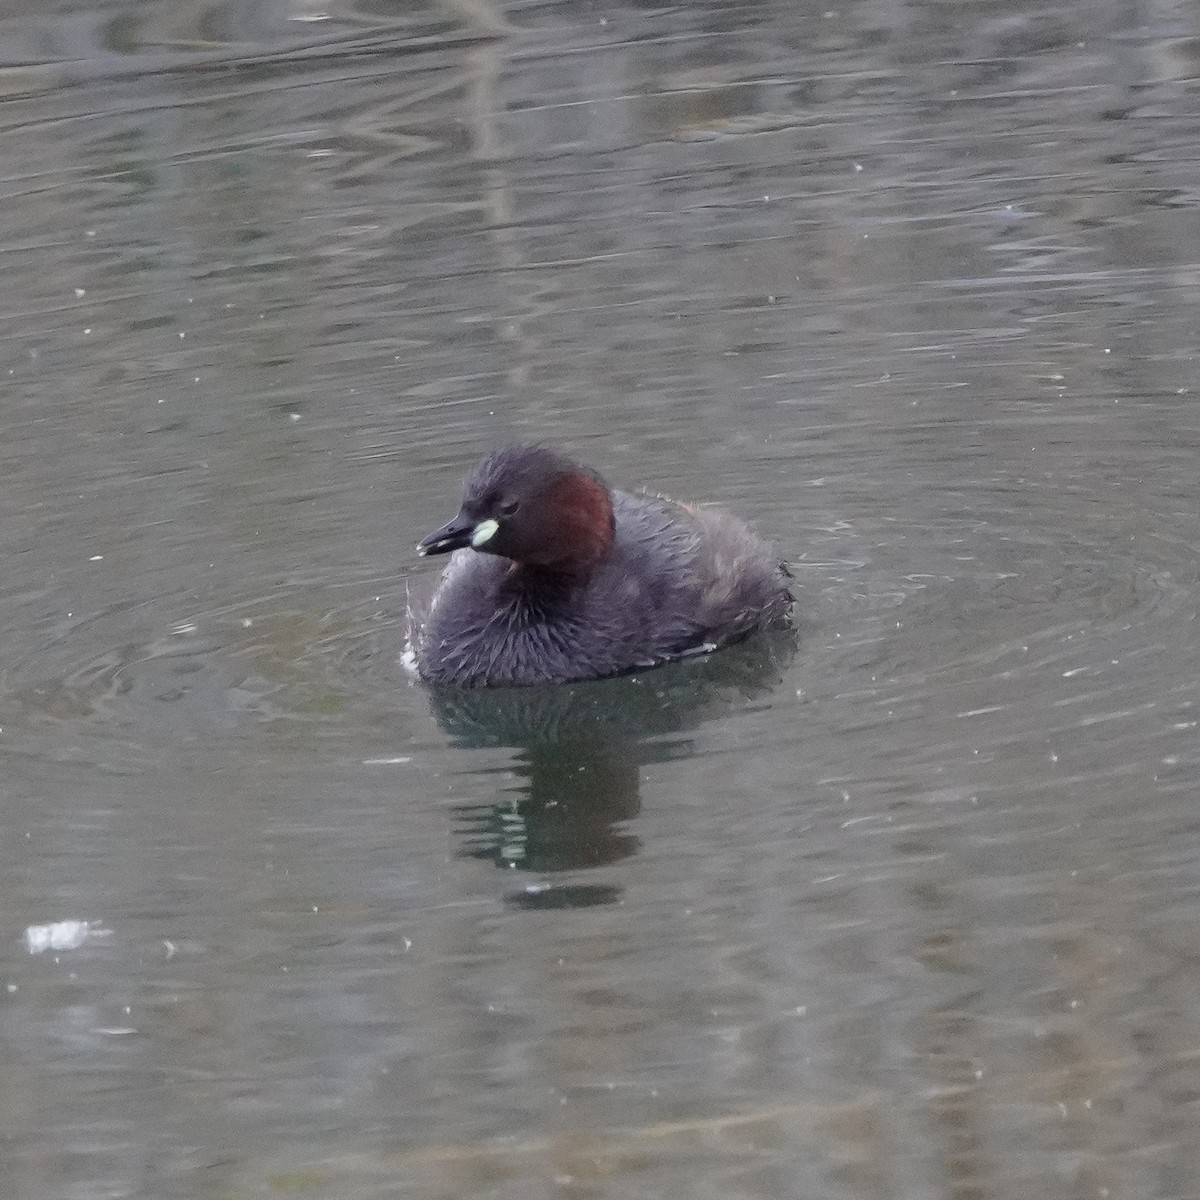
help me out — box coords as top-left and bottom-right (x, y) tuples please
(414, 445), (792, 687)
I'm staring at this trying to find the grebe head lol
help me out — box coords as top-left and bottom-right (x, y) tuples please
(418, 445), (616, 573)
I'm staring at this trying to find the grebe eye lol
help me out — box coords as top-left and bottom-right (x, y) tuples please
(498, 499), (520, 516)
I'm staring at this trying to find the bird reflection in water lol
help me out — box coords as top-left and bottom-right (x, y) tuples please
(426, 629), (796, 910)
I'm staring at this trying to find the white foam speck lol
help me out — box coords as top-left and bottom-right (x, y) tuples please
(25, 920), (107, 954)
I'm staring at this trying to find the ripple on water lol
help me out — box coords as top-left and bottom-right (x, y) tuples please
(787, 417), (1200, 825)
(1, 587), (415, 771)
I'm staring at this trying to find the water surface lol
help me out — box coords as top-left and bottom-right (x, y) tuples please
(3, 2), (1200, 1197)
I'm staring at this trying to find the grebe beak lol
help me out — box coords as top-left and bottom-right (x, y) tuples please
(418, 511), (501, 556)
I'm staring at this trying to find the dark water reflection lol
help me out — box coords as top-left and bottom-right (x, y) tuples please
(2, 0), (1200, 1197)
(437, 634), (794, 898)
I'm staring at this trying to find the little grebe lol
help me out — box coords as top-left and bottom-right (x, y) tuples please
(414, 445), (792, 687)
